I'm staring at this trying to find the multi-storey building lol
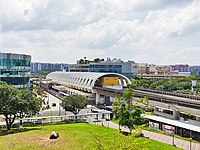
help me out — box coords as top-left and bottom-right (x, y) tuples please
(89, 59), (137, 78)
(69, 64), (90, 72)
(137, 63), (172, 75)
(0, 52), (31, 88)
(31, 62), (68, 74)
(69, 59), (137, 78)
(189, 66), (200, 76)
(155, 65), (172, 75)
(172, 64), (189, 72)
(137, 63), (157, 75)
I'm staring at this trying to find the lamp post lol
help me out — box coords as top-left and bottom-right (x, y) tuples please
(58, 100), (61, 116)
(172, 132), (175, 146)
(160, 86), (164, 102)
(189, 138), (192, 150)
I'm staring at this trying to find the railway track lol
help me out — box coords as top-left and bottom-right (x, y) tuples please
(134, 90), (200, 109)
(94, 86), (200, 109)
(136, 87), (200, 100)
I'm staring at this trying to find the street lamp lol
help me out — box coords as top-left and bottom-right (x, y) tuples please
(189, 138), (192, 150)
(172, 132), (175, 146)
(159, 86), (164, 102)
(58, 100), (61, 116)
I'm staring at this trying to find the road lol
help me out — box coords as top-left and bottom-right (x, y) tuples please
(39, 92), (73, 116)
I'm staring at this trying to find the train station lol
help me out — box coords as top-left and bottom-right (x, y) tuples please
(143, 114), (200, 141)
(46, 71), (131, 104)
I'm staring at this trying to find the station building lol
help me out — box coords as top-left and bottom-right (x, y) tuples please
(46, 72), (130, 104)
(69, 59), (138, 78)
(31, 62), (68, 74)
(0, 52), (31, 88)
(90, 60), (137, 78)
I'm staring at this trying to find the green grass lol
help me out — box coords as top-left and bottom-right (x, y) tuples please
(0, 123), (182, 150)
(111, 118), (119, 124)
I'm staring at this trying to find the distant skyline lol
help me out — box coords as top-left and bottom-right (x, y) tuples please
(0, 0), (200, 65)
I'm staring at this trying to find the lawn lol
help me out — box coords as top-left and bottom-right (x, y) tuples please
(0, 123), (182, 150)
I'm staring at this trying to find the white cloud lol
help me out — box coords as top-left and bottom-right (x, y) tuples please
(0, 0), (199, 65)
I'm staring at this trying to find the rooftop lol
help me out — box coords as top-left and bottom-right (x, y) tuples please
(143, 114), (200, 133)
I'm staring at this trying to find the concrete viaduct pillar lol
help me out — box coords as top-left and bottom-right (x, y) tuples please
(96, 92), (100, 105)
(173, 109), (180, 120)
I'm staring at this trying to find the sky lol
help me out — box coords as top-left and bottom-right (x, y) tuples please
(0, 0), (199, 65)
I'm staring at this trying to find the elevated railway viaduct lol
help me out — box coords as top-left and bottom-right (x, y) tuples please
(93, 86), (200, 109)
(46, 71), (200, 110)
(46, 72), (131, 104)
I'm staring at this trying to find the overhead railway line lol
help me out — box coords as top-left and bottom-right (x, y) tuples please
(94, 86), (200, 109)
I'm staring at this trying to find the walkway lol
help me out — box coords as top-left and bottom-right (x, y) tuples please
(98, 121), (200, 150)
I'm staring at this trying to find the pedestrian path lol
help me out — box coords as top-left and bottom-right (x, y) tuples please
(142, 130), (200, 150)
(96, 121), (200, 150)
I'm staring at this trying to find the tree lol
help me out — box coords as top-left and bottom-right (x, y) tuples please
(118, 104), (145, 132)
(112, 78), (146, 132)
(0, 82), (42, 130)
(112, 97), (122, 119)
(34, 85), (47, 98)
(0, 82), (19, 130)
(118, 104), (135, 132)
(77, 57), (90, 64)
(78, 59), (85, 64)
(61, 94), (87, 115)
(123, 79), (137, 111)
(16, 90), (42, 125)
(131, 106), (145, 126)
(93, 58), (101, 63)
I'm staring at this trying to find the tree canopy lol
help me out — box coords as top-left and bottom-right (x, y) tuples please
(112, 79), (146, 132)
(137, 76), (200, 94)
(0, 82), (42, 130)
(17, 90), (42, 124)
(61, 94), (87, 114)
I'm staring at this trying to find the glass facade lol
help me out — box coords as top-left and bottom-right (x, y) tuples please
(0, 69), (30, 75)
(90, 64), (122, 73)
(0, 59), (30, 66)
(31, 62), (68, 74)
(0, 77), (29, 85)
(0, 53), (31, 88)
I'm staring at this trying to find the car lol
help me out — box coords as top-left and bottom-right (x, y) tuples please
(52, 103), (56, 107)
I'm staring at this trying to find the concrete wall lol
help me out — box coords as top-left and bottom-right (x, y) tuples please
(154, 110), (174, 119)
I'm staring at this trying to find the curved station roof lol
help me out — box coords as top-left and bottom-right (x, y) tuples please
(46, 72), (131, 93)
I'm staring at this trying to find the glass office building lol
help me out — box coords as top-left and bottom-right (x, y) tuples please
(0, 52), (31, 88)
(89, 60), (137, 78)
(90, 64), (122, 73)
(31, 62), (68, 74)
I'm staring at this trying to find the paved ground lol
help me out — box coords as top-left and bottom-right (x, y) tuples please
(97, 121), (200, 150)
(142, 130), (200, 150)
(39, 92), (68, 116)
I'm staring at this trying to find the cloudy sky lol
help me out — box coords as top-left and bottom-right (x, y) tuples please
(0, 0), (199, 65)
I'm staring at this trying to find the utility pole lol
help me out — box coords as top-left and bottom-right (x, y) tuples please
(172, 132), (175, 146)
(160, 86), (164, 102)
(59, 100), (61, 116)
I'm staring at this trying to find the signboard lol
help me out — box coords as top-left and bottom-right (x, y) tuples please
(162, 124), (175, 131)
(162, 124), (175, 134)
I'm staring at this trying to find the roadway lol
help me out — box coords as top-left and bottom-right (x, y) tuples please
(40, 92), (72, 116)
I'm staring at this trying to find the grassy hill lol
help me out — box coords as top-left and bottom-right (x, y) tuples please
(0, 123), (181, 150)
